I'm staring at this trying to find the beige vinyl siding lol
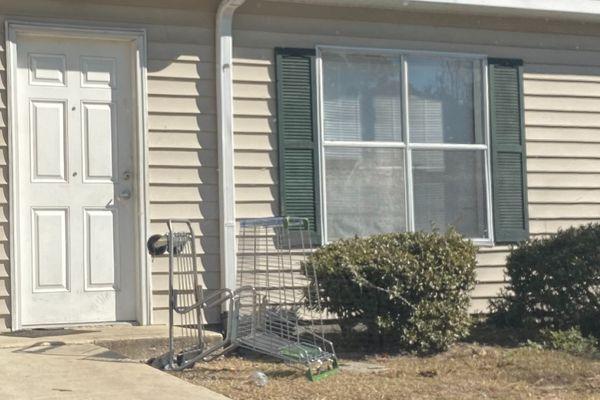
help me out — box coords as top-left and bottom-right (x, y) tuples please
(0, 0), (599, 330)
(232, 3), (600, 313)
(137, 11), (220, 324)
(0, 0), (221, 329)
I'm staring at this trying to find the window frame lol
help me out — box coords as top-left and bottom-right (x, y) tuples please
(315, 45), (495, 246)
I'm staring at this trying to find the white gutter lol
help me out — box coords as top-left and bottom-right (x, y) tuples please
(216, 0), (245, 292)
(277, 0), (600, 19)
(407, 0), (600, 14)
(402, 0), (600, 15)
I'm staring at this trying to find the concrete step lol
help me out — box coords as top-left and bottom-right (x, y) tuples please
(98, 332), (224, 361)
(0, 324), (223, 361)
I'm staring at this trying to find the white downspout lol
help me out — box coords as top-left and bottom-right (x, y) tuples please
(216, 0), (246, 293)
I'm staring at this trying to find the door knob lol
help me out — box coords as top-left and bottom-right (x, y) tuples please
(118, 189), (132, 200)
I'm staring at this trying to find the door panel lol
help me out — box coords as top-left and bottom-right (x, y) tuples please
(30, 100), (67, 182)
(16, 34), (137, 326)
(84, 209), (117, 291)
(81, 56), (116, 88)
(82, 102), (114, 181)
(32, 208), (69, 292)
(29, 53), (66, 86)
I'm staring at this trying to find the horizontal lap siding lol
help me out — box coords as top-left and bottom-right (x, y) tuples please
(232, 6), (600, 313)
(513, 73), (600, 305)
(525, 72), (600, 241)
(2, 2), (600, 329)
(0, 0), (221, 329)
(145, 17), (220, 324)
(233, 51), (278, 219)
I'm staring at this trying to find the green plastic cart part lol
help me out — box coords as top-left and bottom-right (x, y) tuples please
(279, 344), (323, 362)
(306, 359), (339, 382)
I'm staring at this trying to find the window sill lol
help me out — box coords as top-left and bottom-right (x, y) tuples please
(472, 238), (495, 247)
(320, 236), (495, 248)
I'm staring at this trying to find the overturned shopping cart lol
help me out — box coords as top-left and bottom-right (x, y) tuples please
(146, 217), (338, 380)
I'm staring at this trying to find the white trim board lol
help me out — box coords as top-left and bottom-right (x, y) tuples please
(5, 21), (151, 330)
(275, 0), (600, 19)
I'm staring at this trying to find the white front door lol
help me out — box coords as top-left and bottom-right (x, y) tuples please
(15, 34), (137, 326)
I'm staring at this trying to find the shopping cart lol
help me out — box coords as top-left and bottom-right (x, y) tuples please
(146, 220), (238, 370)
(235, 217), (337, 380)
(147, 217), (337, 380)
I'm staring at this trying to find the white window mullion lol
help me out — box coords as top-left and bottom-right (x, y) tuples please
(315, 48), (328, 243)
(482, 59), (495, 244)
(409, 143), (488, 150)
(323, 141), (406, 148)
(402, 55), (415, 232)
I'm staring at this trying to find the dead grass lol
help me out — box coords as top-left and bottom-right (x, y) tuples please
(172, 344), (600, 400)
(106, 325), (600, 399)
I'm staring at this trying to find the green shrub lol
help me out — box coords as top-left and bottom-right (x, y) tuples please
(304, 229), (477, 354)
(540, 328), (599, 356)
(490, 223), (600, 339)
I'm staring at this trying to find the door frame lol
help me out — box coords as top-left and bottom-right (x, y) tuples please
(6, 21), (151, 330)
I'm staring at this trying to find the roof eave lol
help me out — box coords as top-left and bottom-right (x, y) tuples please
(271, 0), (600, 21)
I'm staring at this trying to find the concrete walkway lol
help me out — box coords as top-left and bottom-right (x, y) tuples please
(0, 326), (229, 400)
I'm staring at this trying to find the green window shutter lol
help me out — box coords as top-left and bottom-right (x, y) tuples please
(488, 58), (529, 244)
(275, 48), (321, 244)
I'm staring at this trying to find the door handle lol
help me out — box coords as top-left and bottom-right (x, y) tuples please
(118, 189), (132, 200)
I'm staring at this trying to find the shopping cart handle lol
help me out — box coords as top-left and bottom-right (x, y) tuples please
(172, 289), (203, 314)
(172, 288), (234, 314)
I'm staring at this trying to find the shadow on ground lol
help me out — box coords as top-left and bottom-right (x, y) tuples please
(0, 328), (99, 338)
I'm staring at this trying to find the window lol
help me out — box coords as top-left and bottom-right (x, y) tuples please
(318, 48), (491, 243)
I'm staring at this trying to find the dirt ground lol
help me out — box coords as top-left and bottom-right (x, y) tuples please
(97, 326), (600, 400)
(171, 344), (600, 400)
